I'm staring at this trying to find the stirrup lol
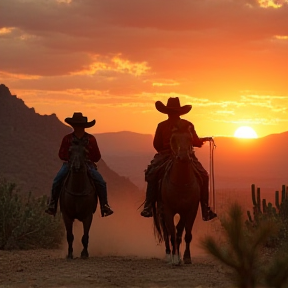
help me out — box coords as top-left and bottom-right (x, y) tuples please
(45, 207), (56, 216)
(101, 204), (114, 217)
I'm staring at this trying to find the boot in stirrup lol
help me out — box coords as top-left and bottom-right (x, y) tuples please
(202, 206), (217, 221)
(45, 200), (57, 216)
(101, 204), (114, 217)
(140, 203), (152, 217)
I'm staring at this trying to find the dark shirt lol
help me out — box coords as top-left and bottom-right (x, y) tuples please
(58, 132), (101, 162)
(153, 117), (203, 152)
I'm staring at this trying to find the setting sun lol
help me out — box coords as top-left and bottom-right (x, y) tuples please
(234, 126), (258, 139)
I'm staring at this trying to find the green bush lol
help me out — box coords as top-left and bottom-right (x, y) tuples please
(0, 178), (64, 250)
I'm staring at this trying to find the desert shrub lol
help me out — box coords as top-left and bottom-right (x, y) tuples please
(264, 241), (288, 288)
(0, 178), (64, 250)
(201, 201), (288, 288)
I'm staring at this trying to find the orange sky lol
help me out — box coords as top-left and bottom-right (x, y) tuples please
(0, 0), (287, 138)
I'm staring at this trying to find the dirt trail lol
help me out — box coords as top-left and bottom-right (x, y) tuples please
(0, 249), (231, 288)
(0, 200), (231, 287)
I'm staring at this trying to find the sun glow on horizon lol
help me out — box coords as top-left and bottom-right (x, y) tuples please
(234, 126), (258, 139)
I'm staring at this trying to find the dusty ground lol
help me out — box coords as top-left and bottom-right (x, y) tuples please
(0, 199), (234, 288)
(0, 249), (232, 288)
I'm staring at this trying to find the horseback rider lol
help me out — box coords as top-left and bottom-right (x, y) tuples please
(45, 112), (114, 217)
(140, 97), (217, 221)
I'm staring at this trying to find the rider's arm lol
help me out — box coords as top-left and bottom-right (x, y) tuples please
(190, 125), (204, 148)
(88, 135), (101, 163)
(153, 124), (163, 152)
(58, 134), (71, 161)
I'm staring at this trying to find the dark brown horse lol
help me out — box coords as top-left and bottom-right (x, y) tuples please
(59, 141), (97, 259)
(153, 120), (201, 265)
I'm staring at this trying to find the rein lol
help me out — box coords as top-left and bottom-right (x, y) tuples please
(209, 138), (216, 212)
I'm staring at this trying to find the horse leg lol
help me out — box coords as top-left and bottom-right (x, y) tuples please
(80, 214), (93, 259)
(164, 213), (180, 265)
(63, 215), (74, 259)
(183, 212), (197, 264)
(175, 216), (185, 263)
(160, 216), (171, 260)
(164, 233), (171, 261)
(183, 229), (192, 264)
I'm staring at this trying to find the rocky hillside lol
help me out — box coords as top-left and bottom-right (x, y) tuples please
(0, 84), (139, 197)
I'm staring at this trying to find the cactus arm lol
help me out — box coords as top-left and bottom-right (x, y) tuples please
(251, 184), (256, 206)
(257, 187), (261, 213)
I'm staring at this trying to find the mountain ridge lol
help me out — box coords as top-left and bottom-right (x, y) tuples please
(0, 84), (140, 197)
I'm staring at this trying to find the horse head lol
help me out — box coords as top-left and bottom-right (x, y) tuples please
(170, 120), (193, 162)
(68, 139), (88, 173)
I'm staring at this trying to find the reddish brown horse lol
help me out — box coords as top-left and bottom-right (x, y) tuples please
(60, 141), (97, 259)
(153, 120), (201, 265)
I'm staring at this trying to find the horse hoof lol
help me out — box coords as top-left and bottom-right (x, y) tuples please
(183, 258), (192, 264)
(172, 261), (182, 266)
(66, 254), (73, 260)
(165, 253), (171, 263)
(171, 255), (182, 266)
(81, 251), (89, 259)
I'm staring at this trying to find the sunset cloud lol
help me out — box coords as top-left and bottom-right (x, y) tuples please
(258, 0), (288, 8)
(0, 27), (14, 34)
(71, 55), (150, 76)
(1, 0), (287, 137)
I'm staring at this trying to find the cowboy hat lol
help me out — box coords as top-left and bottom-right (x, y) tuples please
(65, 112), (96, 128)
(155, 97), (192, 115)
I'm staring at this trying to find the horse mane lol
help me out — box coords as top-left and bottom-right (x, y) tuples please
(170, 119), (193, 153)
(69, 141), (87, 171)
(172, 119), (192, 133)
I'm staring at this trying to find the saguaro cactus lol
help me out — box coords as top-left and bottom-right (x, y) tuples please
(247, 184), (288, 246)
(248, 184), (276, 222)
(248, 184), (288, 220)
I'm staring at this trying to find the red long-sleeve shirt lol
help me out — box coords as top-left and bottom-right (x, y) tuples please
(153, 118), (203, 152)
(58, 132), (101, 162)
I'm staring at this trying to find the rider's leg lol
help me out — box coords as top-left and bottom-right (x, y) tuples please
(140, 179), (158, 217)
(200, 173), (217, 221)
(45, 163), (69, 216)
(88, 166), (113, 217)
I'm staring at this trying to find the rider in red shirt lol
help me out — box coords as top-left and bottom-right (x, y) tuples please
(45, 112), (113, 217)
(140, 97), (217, 221)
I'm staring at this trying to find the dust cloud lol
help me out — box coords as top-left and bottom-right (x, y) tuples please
(62, 194), (220, 259)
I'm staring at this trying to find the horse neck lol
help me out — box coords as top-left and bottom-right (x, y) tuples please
(169, 159), (195, 186)
(66, 165), (89, 191)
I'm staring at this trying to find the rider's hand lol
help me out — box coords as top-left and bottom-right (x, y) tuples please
(202, 137), (213, 142)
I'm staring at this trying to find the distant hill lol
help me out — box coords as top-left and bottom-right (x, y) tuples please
(95, 132), (154, 190)
(0, 84), (140, 197)
(197, 134), (287, 198)
(94, 124), (288, 194)
(96, 131), (155, 156)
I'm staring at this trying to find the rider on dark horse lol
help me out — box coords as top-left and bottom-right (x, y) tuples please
(140, 97), (217, 221)
(45, 112), (114, 217)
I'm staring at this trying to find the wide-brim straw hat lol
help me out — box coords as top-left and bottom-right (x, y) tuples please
(155, 97), (192, 115)
(65, 112), (96, 128)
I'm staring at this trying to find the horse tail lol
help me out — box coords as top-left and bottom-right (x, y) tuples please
(152, 201), (167, 243)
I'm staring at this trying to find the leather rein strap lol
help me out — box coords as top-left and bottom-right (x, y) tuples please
(209, 138), (216, 212)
